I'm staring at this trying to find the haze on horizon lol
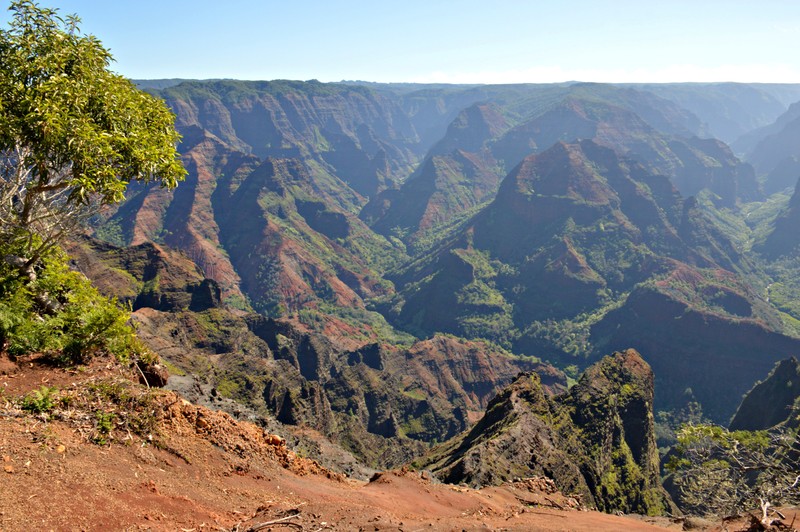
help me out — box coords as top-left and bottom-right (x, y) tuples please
(4, 0), (800, 84)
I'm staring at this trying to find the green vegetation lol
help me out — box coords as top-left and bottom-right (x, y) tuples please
(667, 424), (800, 519)
(0, 242), (149, 364)
(0, 2), (184, 366)
(92, 411), (116, 445)
(0, 1), (184, 274)
(20, 385), (58, 414)
(13, 377), (160, 448)
(518, 296), (626, 364)
(85, 379), (160, 443)
(654, 397), (706, 457)
(92, 218), (128, 248)
(304, 303), (417, 347)
(764, 257), (800, 337)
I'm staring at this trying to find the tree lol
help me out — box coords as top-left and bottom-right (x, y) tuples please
(667, 423), (800, 525)
(0, 1), (185, 279)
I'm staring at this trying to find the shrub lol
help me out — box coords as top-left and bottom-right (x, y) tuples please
(0, 242), (151, 365)
(667, 423), (800, 519)
(92, 411), (117, 445)
(20, 386), (58, 414)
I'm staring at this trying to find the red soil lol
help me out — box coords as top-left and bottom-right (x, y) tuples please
(0, 354), (733, 531)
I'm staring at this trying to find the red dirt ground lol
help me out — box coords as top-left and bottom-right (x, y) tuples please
(0, 354), (792, 531)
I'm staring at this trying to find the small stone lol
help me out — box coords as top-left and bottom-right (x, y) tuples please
(4, 465), (14, 473)
(56, 445), (66, 454)
(2, 455), (10, 462)
(265, 434), (285, 446)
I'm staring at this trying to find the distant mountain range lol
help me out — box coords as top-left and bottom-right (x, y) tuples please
(91, 79), (800, 454)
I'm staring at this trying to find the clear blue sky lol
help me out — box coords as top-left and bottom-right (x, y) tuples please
(3, 0), (800, 83)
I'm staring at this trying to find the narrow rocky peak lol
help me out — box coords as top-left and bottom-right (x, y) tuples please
(430, 102), (511, 155)
(418, 349), (674, 516)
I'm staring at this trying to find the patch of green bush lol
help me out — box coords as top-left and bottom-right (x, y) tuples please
(20, 385), (58, 414)
(0, 241), (149, 365)
(92, 411), (117, 445)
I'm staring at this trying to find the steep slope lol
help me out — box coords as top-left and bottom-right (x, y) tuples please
(491, 97), (760, 206)
(390, 140), (749, 335)
(418, 349), (674, 516)
(391, 83), (565, 148)
(758, 177), (800, 258)
(733, 101), (800, 158)
(729, 357), (800, 431)
(361, 151), (502, 242)
(362, 84), (715, 245)
(745, 105), (800, 183)
(429, 102), (512, 156)
(500, 83), (706, 140)
(213, 156), (401, 315)
(101, 124), (405, 317)
(93, 79), (797, 430)
(0, 353), (679, 531)
(632, 83), (789, 143)
(66, 235), (213, 313)
(386, 140), (790, 422)
(762, 155), (800, 195)
(360, 103), (509, 243)
(102, 81), (758, 324)
(157, 79), (422, 198)
(590, 280), (800, 421)
(373, 81), (705, 148)
(69, 236), (564, 470)
(99, 126), (261, 303)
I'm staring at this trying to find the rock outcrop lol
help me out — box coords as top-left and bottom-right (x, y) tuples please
(417, 349), (674, 516)
(589, 280), (800, 422)
(564, 350), (670, 514)
(729, 357), (800, 431)
(68, 236), (565, 472)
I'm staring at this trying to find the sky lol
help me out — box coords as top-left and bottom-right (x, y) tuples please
(2, 0), (800, 84)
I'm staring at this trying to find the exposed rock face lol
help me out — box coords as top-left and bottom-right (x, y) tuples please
(213, 156), (398, 315)
(431, 103), (511, 156)
(390, 140), (758, 323)
(490, 97), (759, 206)
(361, 149), (504, 240)
(104, 125), (404, 316)
(418, 349), (674, 516)
(564, 350), (669, 514)
(361, 86), (743, 245)
(746, 105), (800, 178)
(160, 80), (422, 198)
(361, 103), (510, 242)
(66, 235), (209, 312)
(384, 139), (793, 423)
(729, 357), (800, 431)
(588, 273), (800, 422)
(421, 371), (590, 498)
(69, 236), (565, 471)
